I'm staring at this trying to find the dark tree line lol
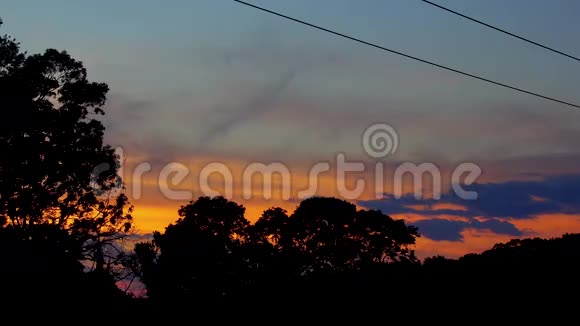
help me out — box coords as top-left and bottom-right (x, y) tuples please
(130, 196), (580, 309)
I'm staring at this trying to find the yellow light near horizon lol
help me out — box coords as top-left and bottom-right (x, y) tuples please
(132, 200), (300, 233)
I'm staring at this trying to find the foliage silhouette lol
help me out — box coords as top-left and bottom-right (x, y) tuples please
(0, 19), (132, 302)
(134, 196), (420, 305)
(135, 197), (251, 303)
(133, 195), (580, 310)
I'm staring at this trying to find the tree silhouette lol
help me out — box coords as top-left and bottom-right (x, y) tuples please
(134, 197), (251, 303)
(134, 196), (420, 304)
(0, 19), (132, 300)
(251, 207), (289, 246)
(276, 197), (419, 274)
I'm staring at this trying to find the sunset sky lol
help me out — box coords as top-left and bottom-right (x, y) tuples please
(4, 0), (580, 258)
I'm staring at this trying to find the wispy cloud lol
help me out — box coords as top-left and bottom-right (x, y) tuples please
(196, 70), (297, 148)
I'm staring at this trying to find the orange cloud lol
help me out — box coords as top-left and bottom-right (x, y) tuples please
(530, 195), (548, 202)
(404, 202), (468, 212)
(510, 213), (580, 238)
(432, 202), (468, 211)
(120, 151), (580, 260)
(391, 213), (469, 224)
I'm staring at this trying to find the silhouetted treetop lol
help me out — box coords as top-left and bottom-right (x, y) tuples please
(134, 196), (420, 301)
(252, 207), (288, 245)
(176, 196), (249, 241)
(0, 18), (132, 242)
(280, 197), (419, 273)
(0, 19), (132, 301)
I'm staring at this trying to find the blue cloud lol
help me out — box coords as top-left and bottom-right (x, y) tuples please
(359, 174), (580, 241)
(444, 175), (580, 219)
(412, 219), (522, 241)
(411, 219), (466, 241)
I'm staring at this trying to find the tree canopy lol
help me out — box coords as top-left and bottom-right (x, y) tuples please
(133, 196), (420, 303)
(0, 19), (132, 301)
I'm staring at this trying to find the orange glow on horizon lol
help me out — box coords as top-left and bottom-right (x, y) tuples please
(122, 154), (580, 259)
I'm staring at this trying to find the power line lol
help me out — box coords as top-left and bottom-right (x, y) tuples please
(234, 0), (580, 110)
(419, 0), (580, 63)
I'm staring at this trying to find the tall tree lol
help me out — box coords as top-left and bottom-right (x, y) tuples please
(0, 19), (132, 279)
